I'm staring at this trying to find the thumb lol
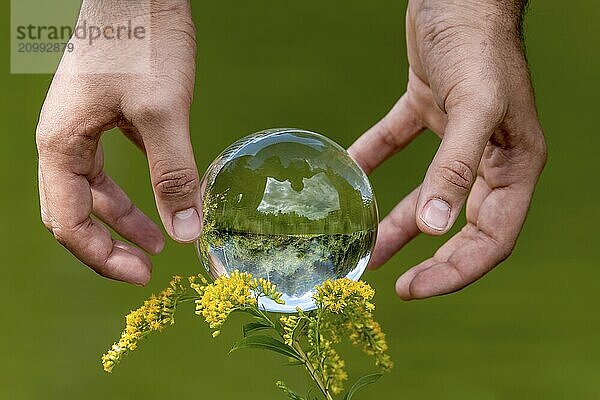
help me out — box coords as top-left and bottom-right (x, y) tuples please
(141, 114), (202, 243)
(416, 102), (503, 235)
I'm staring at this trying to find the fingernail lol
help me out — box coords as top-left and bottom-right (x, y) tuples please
(420, 199), (450, 231)
(172, 208), (201, 242)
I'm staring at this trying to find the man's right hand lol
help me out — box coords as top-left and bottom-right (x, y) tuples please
(36, 0), (200, 286)
(349, 0), (547, 300)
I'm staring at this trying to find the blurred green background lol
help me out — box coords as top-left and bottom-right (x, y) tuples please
(1, 1), (598, 399)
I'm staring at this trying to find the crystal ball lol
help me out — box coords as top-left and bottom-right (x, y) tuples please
(196, 128), (378, 312)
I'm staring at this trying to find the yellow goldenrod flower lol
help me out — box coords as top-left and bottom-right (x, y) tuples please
(101, 276), (186, 373)
(348, 318), (393, 371)
(307, 334), (348, 395)
(193, 271), (256, 329)
(253, 277), (285, 304)
(313, 278), (393, 373)
(313, 278), (375, 314)
(103, 270), (392, 400)
(193, 271), (285, 333)
(280, 315), (299, 346)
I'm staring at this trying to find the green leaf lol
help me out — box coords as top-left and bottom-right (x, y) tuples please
(243, 321), (272, 337)
(283, 360), (305, 367)
(230, 335), (302, 361)
(275, 381), (305, 400)
(343, 373), (383, 400)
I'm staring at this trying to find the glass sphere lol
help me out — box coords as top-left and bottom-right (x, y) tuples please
(196, 128), (378, 312)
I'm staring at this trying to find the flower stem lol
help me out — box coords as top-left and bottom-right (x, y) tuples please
(292, 342), (334, 400)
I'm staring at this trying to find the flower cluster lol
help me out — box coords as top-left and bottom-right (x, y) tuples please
(349, 318), (393, 371)
(314, 278), (393, 372)
(191, 271), (284, 336)
(101, 276), (186, 373)
(191, 271), (257, 330)
(319, 339), (347, 395)
(280, 314), (299, 346)
(102, 273), (393, 400)
(313, 278), (375, 314)
(277, 279), (393, 395)
(307, 332), (348, 395)
(254, 277), (284, 304)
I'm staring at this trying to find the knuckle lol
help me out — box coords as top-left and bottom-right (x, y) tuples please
(451, 88), (506, 125)
(51, 219), (91, 247)
(496, 239), (515, 263)
(474, 92), (504, 120)
(376, 120), (403, 151)
(513, 128), (547, 172)
(94, 262), (114, 280)
(502, 243), (515, 261)
(51, 226), (69, 247)
(439, 160), (474, 192)
(36, 118), (99, 162)
(482, 230), (515, 263)
(41, 217), (53, 232)
(153, 166), (199, 200)
(128, 95), (187, 126)
(114, 202), (136, 226)
(35, 126), (52, 153)
(387, 213), (413, 243)
(40, 208), (53, 232)
(36, 123), (67, 154)
(129, 100), (165, 123)
(532, 131), (548, 169)
(88, 170), (107, 187)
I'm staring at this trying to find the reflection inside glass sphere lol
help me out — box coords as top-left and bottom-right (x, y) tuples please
(196, 128), (378, 312)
